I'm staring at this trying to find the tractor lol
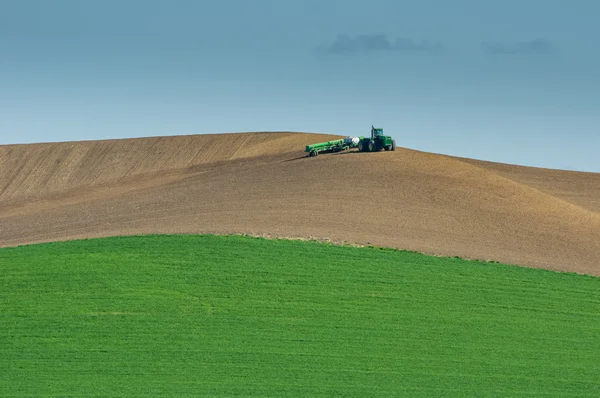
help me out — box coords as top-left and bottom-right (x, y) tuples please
(357, 125), (396, 152)
(304, 125), (396, 157)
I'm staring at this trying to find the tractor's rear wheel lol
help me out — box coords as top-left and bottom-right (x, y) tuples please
(368, 140), (375, 152)
(357, 141), (364, 152)
(391, 140), (396, 151)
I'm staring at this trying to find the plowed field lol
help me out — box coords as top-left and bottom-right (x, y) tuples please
(1, 132), (599, 275)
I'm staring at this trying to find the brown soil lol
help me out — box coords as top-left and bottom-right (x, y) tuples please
(1, 132), (599, 276)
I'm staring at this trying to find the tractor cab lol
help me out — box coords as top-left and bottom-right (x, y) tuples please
(371, 126), (384, 138)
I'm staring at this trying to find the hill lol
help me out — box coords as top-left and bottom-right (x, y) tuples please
(1, 131), (599, 275)
(2, 235), (599, 396)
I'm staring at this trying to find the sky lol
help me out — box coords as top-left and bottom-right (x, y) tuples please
(1, 0), (599, 171)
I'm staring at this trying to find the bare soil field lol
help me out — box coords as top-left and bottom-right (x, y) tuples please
(1, 132), (599, 275)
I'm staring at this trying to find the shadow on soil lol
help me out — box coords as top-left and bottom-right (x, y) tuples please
(285, 150), (391, 162)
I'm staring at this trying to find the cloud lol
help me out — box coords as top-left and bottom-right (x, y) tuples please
(318, 34), (444, 55)
(480, 39), (555, 55)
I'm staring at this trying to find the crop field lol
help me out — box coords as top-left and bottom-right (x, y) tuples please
(1, 234), (599, 396)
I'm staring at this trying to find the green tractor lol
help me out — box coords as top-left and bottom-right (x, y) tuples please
(357, 125), (396, 152)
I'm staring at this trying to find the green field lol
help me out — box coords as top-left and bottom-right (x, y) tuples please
(1, 235), (599, 396)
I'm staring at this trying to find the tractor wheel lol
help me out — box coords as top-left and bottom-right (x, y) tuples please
(368, 140), (375, 152)
(391, 140), (396, 151)
(357, 141), (364, 152)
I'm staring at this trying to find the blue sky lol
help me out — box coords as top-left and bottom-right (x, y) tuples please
(1, 0), (599, 171)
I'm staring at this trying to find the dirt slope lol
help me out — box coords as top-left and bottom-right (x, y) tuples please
(0, 132), (338, 202)
(1, 132), (599, 276)
(455, 156), (600, 214)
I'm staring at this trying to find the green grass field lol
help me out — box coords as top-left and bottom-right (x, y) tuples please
(1, 234), (599, 396)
